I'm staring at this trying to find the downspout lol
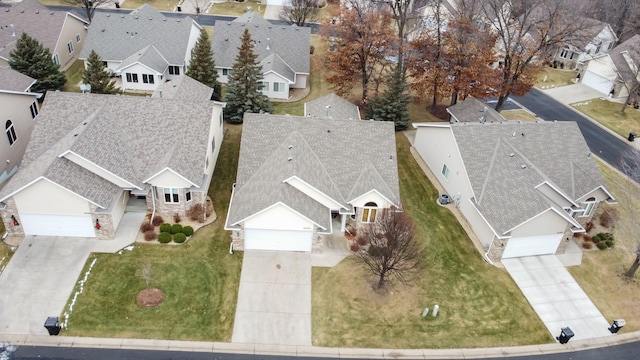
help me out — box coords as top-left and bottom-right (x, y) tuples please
(150, 186), (157, 223)
(483, 238), (495, 266)
(202, 190), (206, 222)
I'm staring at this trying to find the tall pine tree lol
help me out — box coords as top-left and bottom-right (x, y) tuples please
(82, 50), (119, 94)
(366, 65), (411, 130)
(9, 33), (66, 94)
(224, 29), (273, 124)
(186, 29), (221, 100)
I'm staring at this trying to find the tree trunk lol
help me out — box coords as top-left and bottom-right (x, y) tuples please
(625, 254), (640, 278)
(450, 91), (459, 106)
(494, 94), (509, 112)
(431, 81), (438, 109)
(621, 96), (630, 113)
(377, 272), (386, 289)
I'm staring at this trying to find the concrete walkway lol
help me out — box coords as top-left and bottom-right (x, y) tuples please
(503, 255), (613, 341)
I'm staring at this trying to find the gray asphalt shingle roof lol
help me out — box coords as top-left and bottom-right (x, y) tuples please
(0, 66), (36, 92)
(452, 121), (609, 235)
(260, 53), (295, 82)
(0, 91), (218, 208)
(151, 75), (213, 100)
(227, 114), (400, 228)
(211, 12), (310, 74)
(608, 34), (640, 83)
(116, 45), (168, 73)
(304, 93), (361, 120)
(79, 5), (197, 67)
(447, 96), (503, 123)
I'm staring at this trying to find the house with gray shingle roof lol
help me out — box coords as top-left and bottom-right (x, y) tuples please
(79, 5), (201, 92)
(212, 11), (310, 100)
(0, 66), (40, 184)
(151, 75), (213, 101)
(0, 90), (224, 240)
(225, 113), (400, 252)
(446, 96), (503, 123)
(413, 116), (615, 263)
(0, 0), (88, 70)
(551, 17), (618, 71)
(304, 93), (361, 120)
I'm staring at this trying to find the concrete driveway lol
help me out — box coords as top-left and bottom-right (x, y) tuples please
(542, 83), (607, 105)
(502, 255), (612, 341)
(0, 236), (94, 335)
(232, 250), (311, 346)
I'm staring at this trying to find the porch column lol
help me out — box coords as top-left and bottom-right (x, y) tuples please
(340, 214), (346, 232)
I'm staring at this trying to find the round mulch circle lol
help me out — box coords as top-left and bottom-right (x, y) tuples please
(136, 288), (164, 308)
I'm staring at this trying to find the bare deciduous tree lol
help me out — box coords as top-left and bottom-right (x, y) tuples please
(611, 151), (640, 278)
(190, 0), (210, 17)
(351, 209), (425, 290)
(281, 0), (321, 27)
(63, 0), (110, 22)
(140, 262), (153, 289)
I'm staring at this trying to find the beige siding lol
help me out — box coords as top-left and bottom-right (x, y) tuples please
(0, 93), (38, 184)
(577, 187), (611, 203)
(464, 200), (498, 246)
(13, 179), (90, 214)
(55, 14), (87, 70)
(293, 74), (308, 89)
(350, 191), (393, 209)
(111, 191), (128, 230)
(510, 209), (568, 238)
(63, 151), (135, 187)
(147, 170), (194, 188)
(121, 63), (162, 91)
(244, 204), (315, 231)
(261, 73), (290, 100)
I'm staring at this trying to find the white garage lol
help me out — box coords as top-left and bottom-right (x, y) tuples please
(582, 70), (614, 95)
(244, 228), (312, 252)
(20, 213), (96, 238)
(502, 234), (563, 259)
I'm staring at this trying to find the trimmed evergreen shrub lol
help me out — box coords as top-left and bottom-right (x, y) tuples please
(591, 235), (601, 243)
(597, 232), (614, 241)
(596, 242), (608, 250)
(174, 233), (187, 243)
(183, 226), (194, 236)
(606, 240), (615, 248)
(159, 223), (171, 233)
(158, 232), (171, 243)
(170, 224), (183, 234)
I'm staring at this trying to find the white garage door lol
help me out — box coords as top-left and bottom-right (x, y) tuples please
(582, 70), (613, 95)
(244, 228), (312, 252)
(20, 213), (95, 238)
(502, 234), (563, 259)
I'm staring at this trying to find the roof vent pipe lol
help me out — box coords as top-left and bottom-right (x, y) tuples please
(266, 37), (270, 50)
(325, 105), (331, 119)
(10, 24), (15, 37)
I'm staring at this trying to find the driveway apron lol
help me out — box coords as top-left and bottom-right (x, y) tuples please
(502, 255), (612, 341)
(0, 236), (94, 335)
(232, 250), (311, 346)
(542, 83), (607, 105)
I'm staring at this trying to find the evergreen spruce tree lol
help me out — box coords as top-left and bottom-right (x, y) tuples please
(186, 29), (221, 100)
(366, 65), (411, 131)
(9, 33), (66, 94)
(82, 50), (119, 94)
(224, 29), (273, 124)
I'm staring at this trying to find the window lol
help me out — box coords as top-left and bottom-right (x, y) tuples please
(361, 202), (378, 223)
(273, 82), (285, 92)
(126, 73), (132, 82)
(76, 34), (81, 42)
(595, 44), (602, 54)
(142, 74), (155, 84)
(53, 54), (59, 65)
(211, 136), (215, 153)
(608, 42), (614, 50)
(102, 61), (108, 68)
(164, 188), (179, 203)
(125, 73), (139, 83)
(258, 81), (268, 91)
(168, 66), (180, 75)
(30, 102), (38, 119)
(67, 41), (73, 54)
(5, 120), (17, 146)
(186, 189), (192, 202)
(560, 49), (573, 59)
(441, 163), (450, 180)
(581, 197), (597, 217)
(222, 68), (232, 76)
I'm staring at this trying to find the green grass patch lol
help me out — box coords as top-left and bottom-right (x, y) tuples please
(311, 134), (551, 349)
(63, 60), (84, 92)
(61, 126), (244, 341)
(120, 0), (175, 11)
(210, 0), (264, 16)
(572, 98), (640, 138)
(535, 67), (578, 88)
(501, 109), (538, 121)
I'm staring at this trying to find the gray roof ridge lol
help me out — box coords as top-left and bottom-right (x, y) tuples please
(476, 137), (503, 206)
(347, 161), (394, 205)
(571, 160), (605, 198)
(501, 138), (553, 187)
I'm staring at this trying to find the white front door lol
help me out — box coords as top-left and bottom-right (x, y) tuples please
(244, 228), (312, 252)
(20, 213), (95, 237)
(502, 234), (563, 259)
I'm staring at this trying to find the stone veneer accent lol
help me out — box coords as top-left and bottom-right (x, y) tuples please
(487, 237), (507, 263)
(145, 189), (207, 219)
(91, 204), (113, 240)
(0, 198), (24, 237)
(230, 225), (325, 253)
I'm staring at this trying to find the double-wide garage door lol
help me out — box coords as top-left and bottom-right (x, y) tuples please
(502, 234), (563, 259)
(244, 228), (312, 252)
(582, 70), (614, 95)
(20, 213), (95, 237)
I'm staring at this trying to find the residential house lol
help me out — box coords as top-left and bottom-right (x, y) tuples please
(580, 34), (640, 99)
(0, 0), (88, 70)
(446, 96), (503, 123)
(413, 116), (615, 263)
(211, 12), (310, 100)
(551, 18), (618, 70)
(0, 66), (40, 184)
(0, 90), (224, 239)
(151, 75), (213, 101)
(79, 5), (201, 92)
(225, 114), (400, 252)
(304, 93), (360, 120)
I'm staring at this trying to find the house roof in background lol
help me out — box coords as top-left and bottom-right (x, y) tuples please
(0, 66), (36, 92)
(608, 34), (640, 82)
(447, 96), (503, 123)
(151, 75), (213, 101)
(304, 93), (360, 120)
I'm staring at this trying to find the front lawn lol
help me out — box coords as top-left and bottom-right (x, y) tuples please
(501, 109), (538, 121)
(63, 60), (84, 92)
(209, 0), (264, 16)
(61, 125), (243, 341)
(535, 67), (578, 88)
(311, 134), (551, 349)
(572, 99), (640, 139)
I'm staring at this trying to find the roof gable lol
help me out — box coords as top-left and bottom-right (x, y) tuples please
(304, 93), (361, 120)
(0, 66), (36, 92)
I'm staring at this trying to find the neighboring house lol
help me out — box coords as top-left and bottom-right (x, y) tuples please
(413, 116), (615, 263)
(304, 93), (361, 120)
(211, 12), (311, 100)
(446, 96), (503, 123)
(79, 5), (201, 92)
(0, 0), (88, 70)
(151, 75), (213, 101)
(0, 90), (224, 240)
(581, 34), (640, 99)
(225, 113), (400, 252)
(551, 18), (618, 70)
(0, 67), (40, 184)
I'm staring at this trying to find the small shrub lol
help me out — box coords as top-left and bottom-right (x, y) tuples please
(582, 234), (592, 242)
(183, 226), (194, 236)
(310, 45), (315, 54)
(158, 232), (171, 244)
(582, 242), (593, 250)
(599, 209), (617, 228)
(597, 232), (614, 241)
(187, 204), (204, 221)
(144, 230), (157, 241)
(584, 221), (594, 232)
(170, 224), (183, 234)
(152, 215), (164, 226)
(572, 232), (581, 238)
(606, 239), (615, 248)
(174, 213), (181, 223)
(140, 222), (154, 232)
(350, 242), (360, 252)
(596, 241), (608, 250)
(591, 235), (601, 243)
(159, 223), (171, 233)
(174, 233), (187, 243)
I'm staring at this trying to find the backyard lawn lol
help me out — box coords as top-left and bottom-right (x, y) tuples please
(61, 125), (244, 341)
(572, 99), (640, 139)
(501, 109), (538, 121)
(63, 60), (84, 92)
(535, 67), (578, 88)
(311, 134), (551, 349)
(209, 0), (264, 16)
